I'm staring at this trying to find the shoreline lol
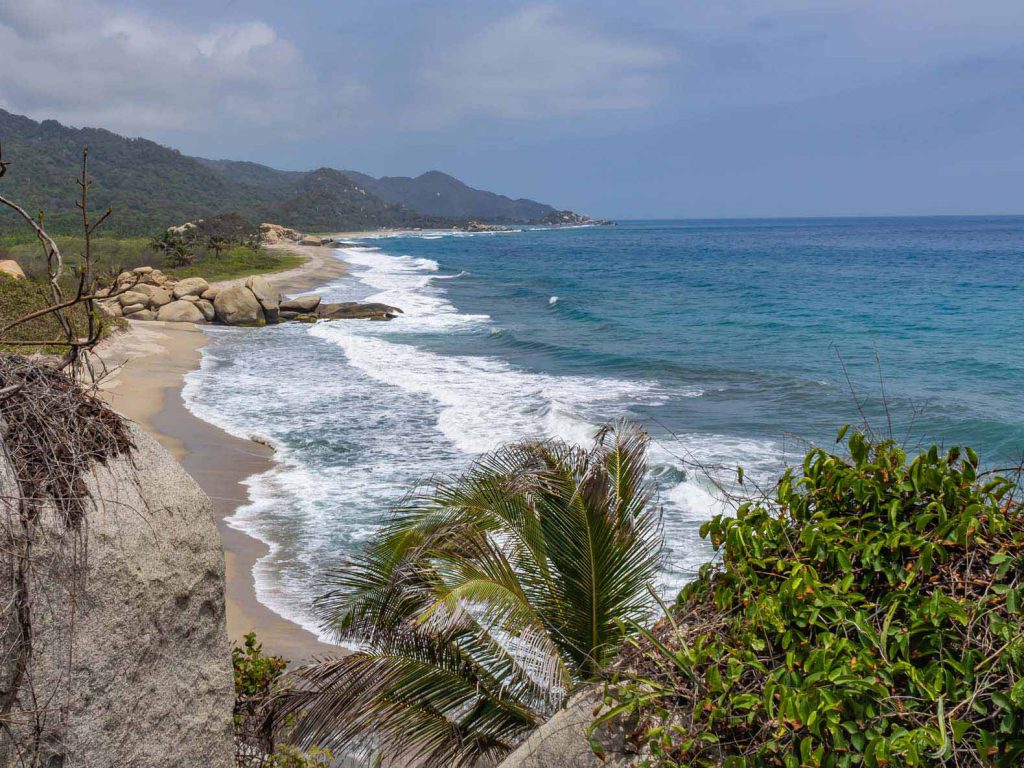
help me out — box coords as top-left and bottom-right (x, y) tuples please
(96, 243), (350, 662)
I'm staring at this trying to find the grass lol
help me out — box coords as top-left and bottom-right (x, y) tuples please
(0, 237), (305, 285)
(0, 273), (124, 355)
(0, 235), (156, 280)
(165, 245), (305, 282)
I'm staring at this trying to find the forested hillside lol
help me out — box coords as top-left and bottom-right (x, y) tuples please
(0, 109), (573, 236)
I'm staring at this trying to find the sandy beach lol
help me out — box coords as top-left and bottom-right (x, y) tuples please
(95, 243), (349, 662)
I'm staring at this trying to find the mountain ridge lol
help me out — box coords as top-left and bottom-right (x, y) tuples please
(0, 109), (576, 236)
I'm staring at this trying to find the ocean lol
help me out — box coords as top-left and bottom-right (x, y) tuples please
(182, 217), (1024, 641)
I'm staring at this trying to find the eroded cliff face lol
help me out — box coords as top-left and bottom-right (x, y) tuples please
(0, 419), (234, 767)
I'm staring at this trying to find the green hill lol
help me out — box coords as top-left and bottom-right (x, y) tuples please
(0, 109), (576, 238)
(342, 169), (556, 222)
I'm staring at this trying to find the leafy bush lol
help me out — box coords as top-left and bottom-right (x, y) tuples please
(595, 431), (1024, 767)
(233, 633), (332, 768)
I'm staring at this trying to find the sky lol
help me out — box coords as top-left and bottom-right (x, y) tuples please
(1, 0), (1022, 218)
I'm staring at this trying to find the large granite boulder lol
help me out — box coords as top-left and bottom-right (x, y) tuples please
(0, 260), (25, 279)
(281, 294), (321, 313)
(172, 277), (210, 300)
(259, 223), (302, 245)
(300, 235), (324, 246)
(122, 302), (147, 316)
(213, 284), (264, 326)
(157, 299), (207, 323)
(134, 283), (173, 307)
(245, 275), (281, 323)
(317, 302), (403, 321)
(498, 690), (632, 768)
(0, 409), (234, 767)
(196, 299), (216, 322)
(118, 290), (150, 307)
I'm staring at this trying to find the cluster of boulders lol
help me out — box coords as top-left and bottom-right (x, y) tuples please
(98, 267), (218, 323)
(258, 222), (333, 247)
(98, 266), (401, 326)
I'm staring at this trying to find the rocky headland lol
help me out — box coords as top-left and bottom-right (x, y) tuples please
(96, 225), (402, 327)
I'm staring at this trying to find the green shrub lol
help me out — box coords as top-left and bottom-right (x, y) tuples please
(0, 272), (122, 354)
(166, 245), (303, 283)
(233, 633), (333, 768)
(595, 431), (1024, 767)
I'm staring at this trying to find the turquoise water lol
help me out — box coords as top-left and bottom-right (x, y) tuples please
(183, 217), (1024, 639)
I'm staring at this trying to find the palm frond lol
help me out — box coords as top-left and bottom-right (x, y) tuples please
(289, 421), (663, 766)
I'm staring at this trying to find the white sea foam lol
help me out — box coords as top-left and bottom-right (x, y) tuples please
(549, 296), (559, 305)
(182, 243), (786, 640)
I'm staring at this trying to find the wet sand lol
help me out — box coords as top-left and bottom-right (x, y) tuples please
(95, 247), (349, 661)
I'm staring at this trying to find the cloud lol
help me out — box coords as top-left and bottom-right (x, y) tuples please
(0, 0), (324, 138)
(413, 5), (674, 124)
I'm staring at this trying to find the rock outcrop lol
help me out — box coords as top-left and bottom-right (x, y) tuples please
(96, 261), (401, 327)
(0, 370), (234, 767)
(0, 259), (26, 279)
(280, 294), (321, 313)
(498, 691), (632, 768)
(213, 284), (265, 326)
(172, 277), (210, 299)
(258, 223), (303, 245)
(157, 299), (207, 323)
(244, 275), (281, 323)
(317, 301), (403, 321)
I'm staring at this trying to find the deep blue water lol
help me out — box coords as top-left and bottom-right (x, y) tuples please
(183, 217), (1024, 639)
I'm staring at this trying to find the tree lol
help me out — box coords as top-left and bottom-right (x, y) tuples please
(149, 230), (194, 267)
(279, 423), (664, 767)
(207, 234), (230, 258)
(0, 144), (124, 371)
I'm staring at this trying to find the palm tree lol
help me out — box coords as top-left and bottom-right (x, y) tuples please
(279, 423), (664, 767)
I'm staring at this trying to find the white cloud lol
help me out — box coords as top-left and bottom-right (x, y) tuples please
(0, 0), (326, 138)
(413, 5), (674, 124)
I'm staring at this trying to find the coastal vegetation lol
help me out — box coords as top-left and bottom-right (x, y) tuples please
(0, 109), (583, 236)
(594, 431), (1024, 767)
(279, 423), (664, 767)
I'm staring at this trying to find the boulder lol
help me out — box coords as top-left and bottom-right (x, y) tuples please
(172, 277), (209, 300)
(245, 275), (281, 324)
(134, 284), (172, 307)
(131, 309), (154, 321)
(317, 302), (403, 321)
(213, 285), (264, 326)
(180, 295), (200, 303)
(148, 270), (173, 287)
(497, 690), (631, 768)
(300, 235), (323, 246)
(132, 265), (154, 275)
(195, 300), (216, 322)
(201, 288), (219, 302)
(245, 275), (280, 310)
(121, 303), (147, 316)
(100, 301), (123, 318)
(281, 294), (321, 313)
(259, 223), (303, 245)
(0, 260), (26, 279)
(157, 300), (207, 324)
(118, 290), (150, 308)
(0, 403), (234, 767)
